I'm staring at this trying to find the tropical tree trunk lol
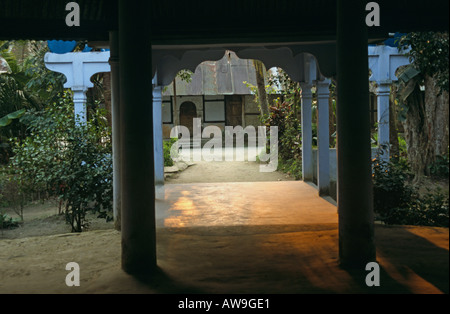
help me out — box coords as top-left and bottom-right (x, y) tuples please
(402, 74), (449, 183)
(103, 72), (112, 128)
(389, 93), (400, 158)
(402, 84), (428, 182)
(424, 75), (449, 157)
(253, 60), (269, 116)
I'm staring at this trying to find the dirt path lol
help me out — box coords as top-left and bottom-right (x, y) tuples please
(166, 160), (294, 184)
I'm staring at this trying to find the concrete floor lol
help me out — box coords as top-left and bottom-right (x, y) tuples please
(1, 181), (448, 295)
(155, 181), (337, 228)
(148, 181), (448, 294)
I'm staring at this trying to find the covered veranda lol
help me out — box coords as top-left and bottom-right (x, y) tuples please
(0, 0), (448, 294)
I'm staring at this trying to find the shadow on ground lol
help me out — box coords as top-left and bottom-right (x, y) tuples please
(0, 223), (448, 294)
(138, 224), (448, 294)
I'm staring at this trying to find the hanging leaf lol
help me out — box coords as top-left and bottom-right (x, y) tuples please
(398, 65), (421, 84)
(400, 78), (420, 103)
(0, 109), (26, 127)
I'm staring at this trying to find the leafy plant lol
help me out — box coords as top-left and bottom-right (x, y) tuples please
(372, 157), (449, 227)
(7, 91), (112, 232)
(246, 67), (305, 178)
(0, 40), (65, 164)
(0, 109), (26, 127)
(372, 157), (414, 220)
(0, 210), (20, 232)
(163, 138), (178, 167)
(398, 32), (449, 94)
(274, 101), (302, 160)
(428, 153), (449, 178)
(383, 190), (449, 227)
(278, 158), (302, 180)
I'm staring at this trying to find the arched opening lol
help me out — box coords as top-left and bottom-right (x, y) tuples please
(179, 101), (197, 136)
(161, 50), (309, 177)
(157, 49), (337, 227)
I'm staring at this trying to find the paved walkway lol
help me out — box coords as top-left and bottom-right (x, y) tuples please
(1, 164), (448, 294)
(156, 181), (337, 228)
(146, 180), (448, 294)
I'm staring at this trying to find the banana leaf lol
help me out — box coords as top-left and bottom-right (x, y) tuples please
(0, 108), (26, 127)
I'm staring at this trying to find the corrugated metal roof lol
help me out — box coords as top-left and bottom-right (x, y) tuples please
(163, 51), (259, 96)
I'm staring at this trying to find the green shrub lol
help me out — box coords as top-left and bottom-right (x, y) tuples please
(411, 189), (449, 227)
(0, 210), (19, 231)
(278, 158), (302, 180)
(372, 157), (414, 219)
(265, 98), (302, 163)
(163, 138), (178, 167)
(372, 157), (449, 227)
(382, 191), (449, 227)
(7, 91), (112, 232)
(428, 154), (449, 179)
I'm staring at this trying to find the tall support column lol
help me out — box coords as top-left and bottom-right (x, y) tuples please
(301, 83), (313, 182)
(119, 0), (156, 276)
(153, 80), (164, 186)
(337, 0), (376, 268)
(109, 30), (121, 230)
(376, 83), (391, 162)
(73, 89), (87, 124)
(316, 80), (331, 196)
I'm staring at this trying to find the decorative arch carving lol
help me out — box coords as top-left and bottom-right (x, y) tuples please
(152, 42), (337, 87)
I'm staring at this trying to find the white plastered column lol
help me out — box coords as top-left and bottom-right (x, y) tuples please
(152, 74), (165, 188)
(316, 79), (331, 196)
(376, 83), (391, 161)
(44, 51), (111, 124)
(300, 55), (318, 183)
(301, 83), (313, 182)
(368, 45), (411, 162)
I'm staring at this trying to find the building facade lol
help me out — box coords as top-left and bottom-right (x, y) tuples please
(161, 51), (268, 139)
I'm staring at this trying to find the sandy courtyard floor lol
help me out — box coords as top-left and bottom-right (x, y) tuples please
(1, 180), (448, 295)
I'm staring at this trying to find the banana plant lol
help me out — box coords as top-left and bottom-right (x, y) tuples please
(0, 108), (26, 127)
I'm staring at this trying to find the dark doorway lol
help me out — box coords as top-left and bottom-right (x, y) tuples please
(226, 95), (243, 127)
(179, 101), (197, 135)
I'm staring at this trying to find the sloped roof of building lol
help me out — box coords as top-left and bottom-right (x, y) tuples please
(164, 51), (258, 96)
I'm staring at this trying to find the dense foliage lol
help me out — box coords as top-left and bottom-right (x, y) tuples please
(399, 32), (449, 94)
(372, 157), (449, 227)
(264, 97), (302, 179)
(0, 209), (19, 231)
(263, 69), (303, 179)
(164, 138), (178, 167)
(6, 91), (112, 232)
(0, 41), (65, 163)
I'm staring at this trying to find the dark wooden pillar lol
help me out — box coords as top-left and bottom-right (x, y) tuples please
(336, 0), (376, 268)
(119, 0), (157, 275)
